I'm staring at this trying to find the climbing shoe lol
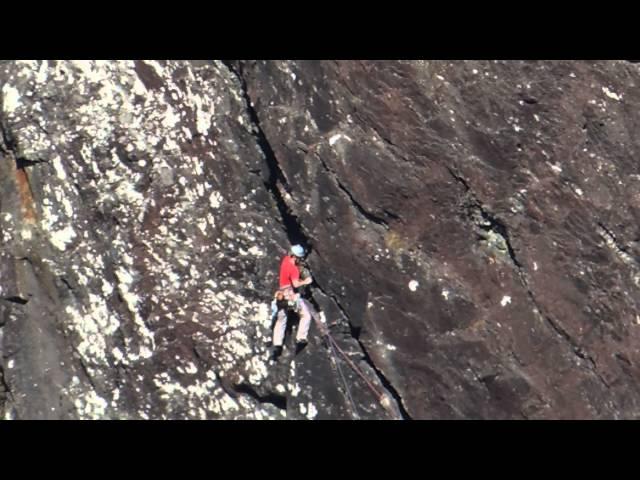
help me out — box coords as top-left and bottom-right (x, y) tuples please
(295, 340), (308, 355)
(271, 346), (283, 361)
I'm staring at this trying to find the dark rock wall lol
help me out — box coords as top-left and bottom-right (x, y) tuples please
(1, 60), (639, 419)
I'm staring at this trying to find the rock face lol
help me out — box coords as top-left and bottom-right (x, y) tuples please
(1, 60), (640, 419)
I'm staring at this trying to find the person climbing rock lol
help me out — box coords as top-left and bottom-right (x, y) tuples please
(271, 245), (314, 360)
(280, 244), (313, 291)
(270, 288), (300, 360)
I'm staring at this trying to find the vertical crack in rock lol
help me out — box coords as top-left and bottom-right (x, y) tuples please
(73, 347), (98, 392)
(221, 61), (304, 246)
(475, 209), (522, 269)
(2, 296), (29, 305)
(55, 316), (101, 399)
(447, 166), (521, 268)
(60, 277), (74, 292)
(446, 166), (611, 390)
(0, 110), (17, 154)
(15, 157), (47, 168)
(313, 152), (389, 229)
(0, 364), (13, 413)
(314, 282), (413, 420)
(222, 60), (409, 419)
(1, 115), (38, 223)
(345, 106), (414, 164)
(597, 222), (638, 268)
(232, 382), (287, 411)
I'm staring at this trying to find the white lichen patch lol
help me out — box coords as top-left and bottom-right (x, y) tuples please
(246, 355), (269, 384)
(185, 362), (198, 375)
(329, 133), (352, 146)
(291, 383), (301, 397)
(209, 191), (223, 209)
(64, 292), (121, 368)
(2, 60), (291, 419)
(306, 403), (318, 420)
(49, 225), (77, 251)
(74, 390), (109, 419)
(52, 156), (68, 180)
(114, 266), (155, 360)
(112, 347), (124, 363)
(1, 84), (21, 114)
(602, 86), (622, 101)
(153, 369), (222, 415)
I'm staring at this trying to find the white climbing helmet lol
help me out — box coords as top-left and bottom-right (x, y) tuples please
(291, 244), (305, 257)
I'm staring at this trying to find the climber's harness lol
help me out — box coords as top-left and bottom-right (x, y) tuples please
(277, 286), (301, 311)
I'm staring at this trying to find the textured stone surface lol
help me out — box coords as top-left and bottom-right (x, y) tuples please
(235, 60), (640, 419)
(1, 60), (640, 419)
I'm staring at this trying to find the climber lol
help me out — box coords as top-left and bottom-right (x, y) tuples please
(271, 244), (314, 360)
(280, 244), (313, 291)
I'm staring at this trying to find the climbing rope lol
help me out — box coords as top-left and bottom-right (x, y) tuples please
(316, 315), (394, 418)
(291, 264), (395, 418)
(326, 333), (386, 402)
(326, 332), (360, 419)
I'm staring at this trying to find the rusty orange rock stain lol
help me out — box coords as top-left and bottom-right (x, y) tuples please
(15, 168), (37, 223)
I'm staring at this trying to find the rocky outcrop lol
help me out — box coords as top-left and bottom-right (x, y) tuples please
(2, 60), (640, 419)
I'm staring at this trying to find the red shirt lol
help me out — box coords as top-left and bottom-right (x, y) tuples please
(279, 255), (301, 289)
